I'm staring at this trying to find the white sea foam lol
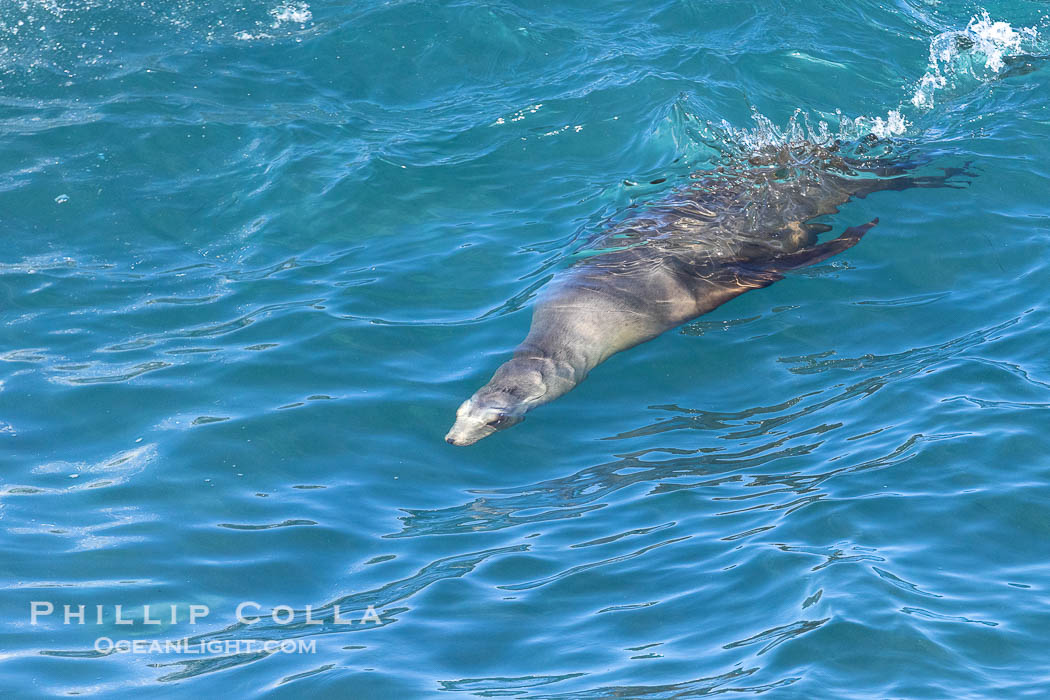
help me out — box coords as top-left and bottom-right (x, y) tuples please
(270, 2), (312, 28)
(234, 30), (272, 41)
(703, 107), (909, 157)
(910, 12), (1045, 109)
(703, 10), (1046, 156)
(847, 109), (909, 139)
(232, 3), (312, 42)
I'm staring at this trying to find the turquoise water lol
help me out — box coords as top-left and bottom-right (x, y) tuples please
(3, 0), (1050, 696)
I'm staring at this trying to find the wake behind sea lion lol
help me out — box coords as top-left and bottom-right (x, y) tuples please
(446, 145), (968, 445)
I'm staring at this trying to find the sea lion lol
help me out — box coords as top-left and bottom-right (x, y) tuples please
(446, 145), (966, 445)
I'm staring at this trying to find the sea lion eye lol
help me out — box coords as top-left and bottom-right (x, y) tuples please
(488, 412), (510, 427)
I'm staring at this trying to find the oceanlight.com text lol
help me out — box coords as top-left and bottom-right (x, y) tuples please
(95, 638), (317, 655)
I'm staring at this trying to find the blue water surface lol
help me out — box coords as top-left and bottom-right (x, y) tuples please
(2, 0), (1050, 697)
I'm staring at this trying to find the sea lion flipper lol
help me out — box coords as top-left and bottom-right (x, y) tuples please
(769, 218), (877, 271)
(852, 163), (974, 198)
(721, 219), (876, 293)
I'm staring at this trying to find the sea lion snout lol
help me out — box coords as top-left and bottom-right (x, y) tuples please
(447, 359), (547, 445)
(445, 432), (471, 446)
(445, 394), (525, 446)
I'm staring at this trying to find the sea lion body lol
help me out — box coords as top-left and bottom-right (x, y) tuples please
(446, 149), (962, 445)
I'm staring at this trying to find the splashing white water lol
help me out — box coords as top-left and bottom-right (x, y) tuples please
(234, 3), (313, 41)
(910, 11), (1045, 109)
(270, 2), (312, 28)
(701, 107), (909, 159)
(848, 110), (909, 139)
(699, 10), (1046, 157)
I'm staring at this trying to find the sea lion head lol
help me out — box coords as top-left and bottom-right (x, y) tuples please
(444, 393), (526, 446)
(445, 359), (547, 446)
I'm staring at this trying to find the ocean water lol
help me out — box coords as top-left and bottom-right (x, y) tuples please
(2, 0), (1050, 697)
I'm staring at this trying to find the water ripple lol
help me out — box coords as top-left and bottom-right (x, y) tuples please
(723, 617), (830, 655)
(497, 536), (690, 592)
(3, 1), (1049, 696)
(133, 544), (528, 682)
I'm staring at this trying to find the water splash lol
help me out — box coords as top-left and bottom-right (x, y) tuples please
(269, 2), (312, 28)
(700, 108), (909, 163)
(693, 11), (1047, 160)
(911, 12), (1047, 110)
